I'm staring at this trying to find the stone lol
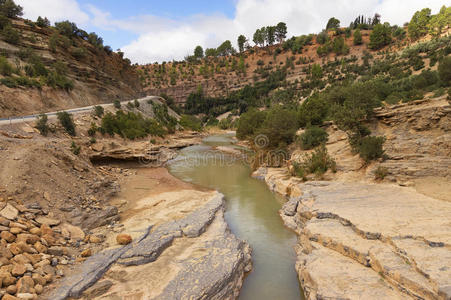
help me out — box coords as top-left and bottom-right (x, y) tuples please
(11, 264), (26, 276)
(34, 284), (43, 294)
(16, 234), (40, 245)
(1, 231), (16, 243)
(89, 236), (102, 244)
(116, 234), (132, 245)
(47, 246), (63, 256)
(16, 276), (34, 293)
(10, 227), (22, 234)
(12, 254), (31, 265)
(31, 273), (46, 286)
(61, 223), (85, 241)
(16, 293), (34, 300)
(0, 271), (16, 286)
(0, 216), (10, 226)
(0, 204), (18, 220)
(9, 243), (23, 256)
(35, 216), (60, 227)
(2, 294), (20, 300)
(33, 241), (47, 253)
(29, 228), (41, 236)
(6, 284), (17, 294)
(81, 249), (92, 257)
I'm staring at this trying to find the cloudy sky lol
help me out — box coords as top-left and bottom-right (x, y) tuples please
(15, 0), (447, 64)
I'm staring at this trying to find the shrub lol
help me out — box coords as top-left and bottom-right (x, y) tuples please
(87, 122), (97, 136)
(35, 114), (49, 136)
(93, 105), (104, 117)
(71, 47), (87, 60)
(298, 96), (328, 127)
(0, 15), (11, 30)
(45, 71), (74, 91)
(353, 29), (362, 45)
(0, 76), (17, 87)
(0, 55), (12, 75)
(134, 99), (140, 108)
(298, 126), (328, 150)
(70, 141), (80, 155)
(100, 111), (166, 139)
(374, 166), (388, 180)
(1, 25), (20, 44)
(113, 99), (121, 109)
(448, 87), (451, 100)
(357, 136), (385, 163)
(438, 56), (451, 85)
(256, 106), (299, 149)
(236, 109), (267, 139)
(180, 114), (202, 131)
(57, 111), (76, 136)
(292, 145), (336, 180)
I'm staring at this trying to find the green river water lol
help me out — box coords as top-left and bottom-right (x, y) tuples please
(168, 134), (303, 300)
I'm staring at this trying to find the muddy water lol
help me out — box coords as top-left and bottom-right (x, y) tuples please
(168, 134), (303, 300)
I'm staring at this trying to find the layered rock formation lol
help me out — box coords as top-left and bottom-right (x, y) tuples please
(255, 168), (451, 300)
(49, 187), (251, 299)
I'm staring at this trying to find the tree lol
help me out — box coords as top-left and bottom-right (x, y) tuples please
(428, 5), (451, 36)
(36, 16), (50, 28)
(194, 45), (204, 59)
(217, 40), (234, 56)
(1, 25), (20, 44)
(372, 13), (381, 25)
(57, 111), (76, 136)
(55, 20), (78, 37)
(353, 29), (363, 45)
(369, 23), (391, 50)
(311, 64), (323, 80)
(275, 22), (287, 43)
(237, 35), (247, 53)
(266, 26), (276, 45)
(326, 17), (340, 30)
(438, 56), (451, 85)
(205, 48), (217, 57)
(408, 8), (431, 40)
(317, 30), (329, 44)
(253, 28), (265, 47)
(0, 0), (23, 18)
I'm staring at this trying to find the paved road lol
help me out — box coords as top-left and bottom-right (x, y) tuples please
(0, 95), (160, 126)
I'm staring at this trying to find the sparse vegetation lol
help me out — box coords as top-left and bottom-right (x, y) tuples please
(297, 127), (328, 150)
(70, 141), (81, 155)
(35, 114), (49, 136)
(292, 145), (336, 180)
(375, 166), (389, 180)
(57, 111), (76, 136)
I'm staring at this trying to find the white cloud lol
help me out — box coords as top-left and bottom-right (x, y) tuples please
(15, 0), (89, 24)
(13, 0), (449, 63)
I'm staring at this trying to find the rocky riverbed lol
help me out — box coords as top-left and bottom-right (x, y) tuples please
(254, 167), (451, 300)
(48, 168), (251, 299)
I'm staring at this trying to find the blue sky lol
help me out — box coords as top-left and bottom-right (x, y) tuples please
(16, 0), (447, 63)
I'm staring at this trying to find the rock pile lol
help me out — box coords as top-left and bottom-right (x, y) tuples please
(0, 200), (83, 299)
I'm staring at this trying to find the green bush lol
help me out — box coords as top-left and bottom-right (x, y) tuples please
(236, 109), (267, 139)
(292, 145), (336, 180)
(0, 56), (12, 75)
(374, 166), (389, 180)
(298, 96), (328, 127)
(357, 136), (385, 163)
(113, 99), (121, 109)
(369, 24), (392, 50)
(57, 111), (76, 136)
(93, 105), (104, 117)
(438, 56), (451, 85)
(0, 15), (11, 30)
(36, 16), (50, 28)
(179, 114), (202, 131)
(0, 76), (17, 87)
(71, 47), (87, 60)
(70, 141), (80, 155)
(35, 114), (49, 136)
(87, 122), (97, 136)
(1, 25), (20, 44)
(256, 106), (299, 149)
(353, 29), (362, 45)
(100, 110), (166, 139)
(298, 126), (328, 150)
(134, 99), (140, 108)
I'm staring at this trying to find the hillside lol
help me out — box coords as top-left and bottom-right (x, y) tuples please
(0, 17), (142, 118)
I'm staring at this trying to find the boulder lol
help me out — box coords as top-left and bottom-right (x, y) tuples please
(81, 249), (92, 257)
(35, 216), (60, 227)
(0, 204), (18, 220)
(11, 264), (26, 277)
(16, 276), (34, 293)
(61, 223), (85, 241)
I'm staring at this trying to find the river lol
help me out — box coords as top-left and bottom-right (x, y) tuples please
(168, 134), (303, 300)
